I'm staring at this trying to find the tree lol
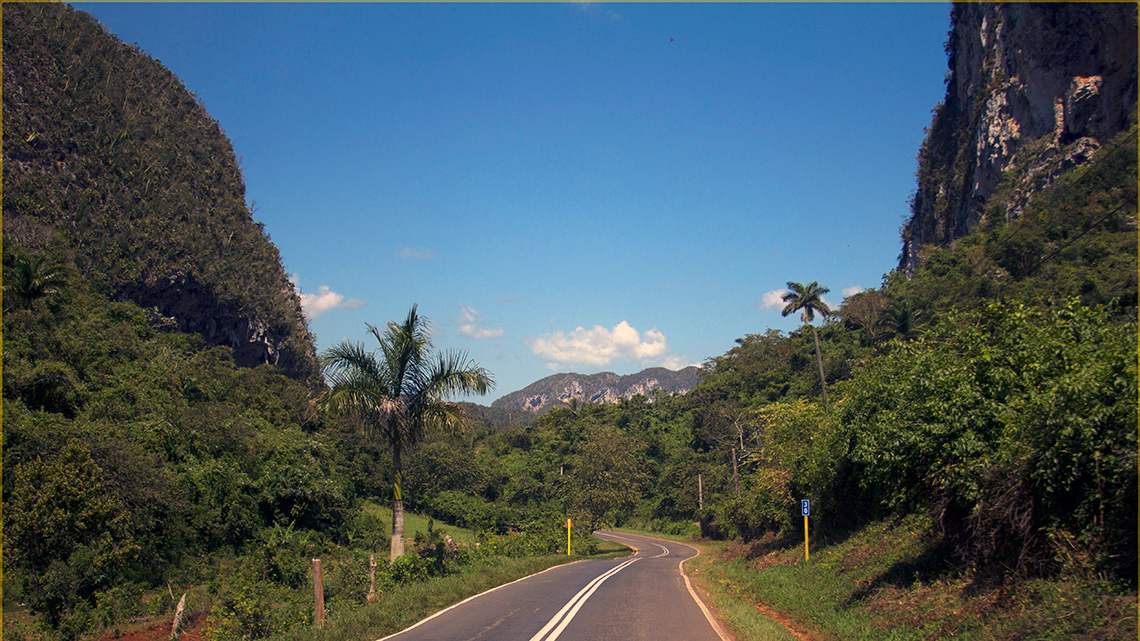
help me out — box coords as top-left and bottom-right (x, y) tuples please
(5, 251), (68, 312)
(781, 281), (832, 410)
(5, 439), (140, 627)
(842, 301), (1137, 580)
(840, 288), (889, 349)
(320, 305), (494, 559)
(568, 425), (646, 531)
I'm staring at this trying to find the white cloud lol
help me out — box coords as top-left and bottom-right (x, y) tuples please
(396, 246), (436, 260)
(299, 285), (365, 320)
(577, 2), (623, 21)
(760, 289), (787, 311)
(525, 320), (679, 367)
(455, 305), (505, 339)
(843, 285), (865, 297)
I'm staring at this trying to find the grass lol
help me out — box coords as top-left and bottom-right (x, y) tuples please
(618, 518), (1137, 641)
(13, 509), (1133, 641)
(359, 501), (477, 545)
(257, 503), (630, 641)
(266, 540), (628, 641)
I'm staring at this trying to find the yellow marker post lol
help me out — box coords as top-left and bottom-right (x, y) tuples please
(566, 518), (572, 556)
(801, 499), (810, 562)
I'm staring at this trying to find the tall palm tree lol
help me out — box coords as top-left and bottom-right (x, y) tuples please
(320, 304), (494, 559)
(781, 281), (832, 411)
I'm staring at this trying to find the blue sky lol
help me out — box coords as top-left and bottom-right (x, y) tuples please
(72, 2), (951, 402)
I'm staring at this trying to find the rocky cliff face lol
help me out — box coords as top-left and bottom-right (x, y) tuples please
(116, 275), (313, 379)
(492, 366), (703, 414)
(901, 2), (1136, 274)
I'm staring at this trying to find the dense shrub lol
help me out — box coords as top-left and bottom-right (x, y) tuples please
(843, 300), (1137, 581)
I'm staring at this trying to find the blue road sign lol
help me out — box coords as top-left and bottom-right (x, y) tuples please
(802, 499), (810, 516)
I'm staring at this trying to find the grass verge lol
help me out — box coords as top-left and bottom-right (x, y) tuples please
(360, 501), (477, 545)
(265, 540), (629, 641)
(619, 518), (1137, 641)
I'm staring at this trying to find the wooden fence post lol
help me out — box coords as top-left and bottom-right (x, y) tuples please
(367, 554), (379, 603)
(169, 593), (186, 641)
(312, 559), (325, 627)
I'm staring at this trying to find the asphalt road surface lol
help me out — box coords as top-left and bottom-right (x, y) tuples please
(379, 530), (729, 641)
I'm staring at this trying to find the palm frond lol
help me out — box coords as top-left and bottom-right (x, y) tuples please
(780, 280), (831, 324)
(319, 305), (494, 450)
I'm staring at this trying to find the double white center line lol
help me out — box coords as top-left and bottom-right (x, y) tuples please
(527, 557), (640, 641)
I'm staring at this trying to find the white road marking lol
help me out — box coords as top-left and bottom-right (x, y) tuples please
(600, 531), (731, 641)
(528, 557), (641, 641)
(679, 550), (732, 641)
(376, 562), (585, 641)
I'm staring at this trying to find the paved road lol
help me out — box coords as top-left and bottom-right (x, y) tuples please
(380, 530), (728, 641)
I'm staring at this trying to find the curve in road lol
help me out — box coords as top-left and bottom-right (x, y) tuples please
(379, 530), (731, 641)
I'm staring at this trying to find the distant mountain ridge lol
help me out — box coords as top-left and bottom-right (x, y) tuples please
(492, 366), (702, 413)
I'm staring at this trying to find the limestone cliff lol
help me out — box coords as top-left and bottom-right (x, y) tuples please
(492, 366), (702, 414)
(901, 2), (1137, 274)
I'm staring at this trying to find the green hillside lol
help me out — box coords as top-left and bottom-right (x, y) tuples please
(3, 2), (318, 383)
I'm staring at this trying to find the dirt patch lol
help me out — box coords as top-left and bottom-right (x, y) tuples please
(754, 600), (816, 641)
(95, 613), (206, 641)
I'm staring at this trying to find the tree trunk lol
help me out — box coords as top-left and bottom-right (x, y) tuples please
(812, 327), (829, 412)
(732, 448), (740, 496)
(391, 446), (405, 560)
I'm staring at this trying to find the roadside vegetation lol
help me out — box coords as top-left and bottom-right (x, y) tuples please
(679, 517), (1136, 640)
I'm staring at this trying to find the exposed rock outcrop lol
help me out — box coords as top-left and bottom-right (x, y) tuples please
(901, 2), (1137, 274)
(492, 366), (702, 414)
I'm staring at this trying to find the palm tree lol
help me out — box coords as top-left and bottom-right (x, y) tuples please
(320, 304), (494, 559)
(5, 252), (67, 312)
(781, 281), (832, 411)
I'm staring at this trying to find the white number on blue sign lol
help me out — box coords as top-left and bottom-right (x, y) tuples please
(802, 499), (810, 516)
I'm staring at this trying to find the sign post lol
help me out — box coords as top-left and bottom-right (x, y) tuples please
(566, 518), (572, 556)
(801, 499), (810, 562)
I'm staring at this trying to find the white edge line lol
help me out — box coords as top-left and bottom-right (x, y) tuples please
(601, 531), (730, 641)
(679, 547), (733, 641)
(375, 560), (592, 641)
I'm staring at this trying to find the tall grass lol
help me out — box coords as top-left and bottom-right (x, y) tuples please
(624, 519), (1137, 641)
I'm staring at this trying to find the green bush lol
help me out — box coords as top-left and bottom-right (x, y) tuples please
(203, 567), (309, 641)
(92, 583), (144, 629)
(4, 439), (140, 628)
(345, 508), (390, 552)
(177, 458), (260, 550)
(428, 490), (517, 532)
(843, 300), (1137, 581)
